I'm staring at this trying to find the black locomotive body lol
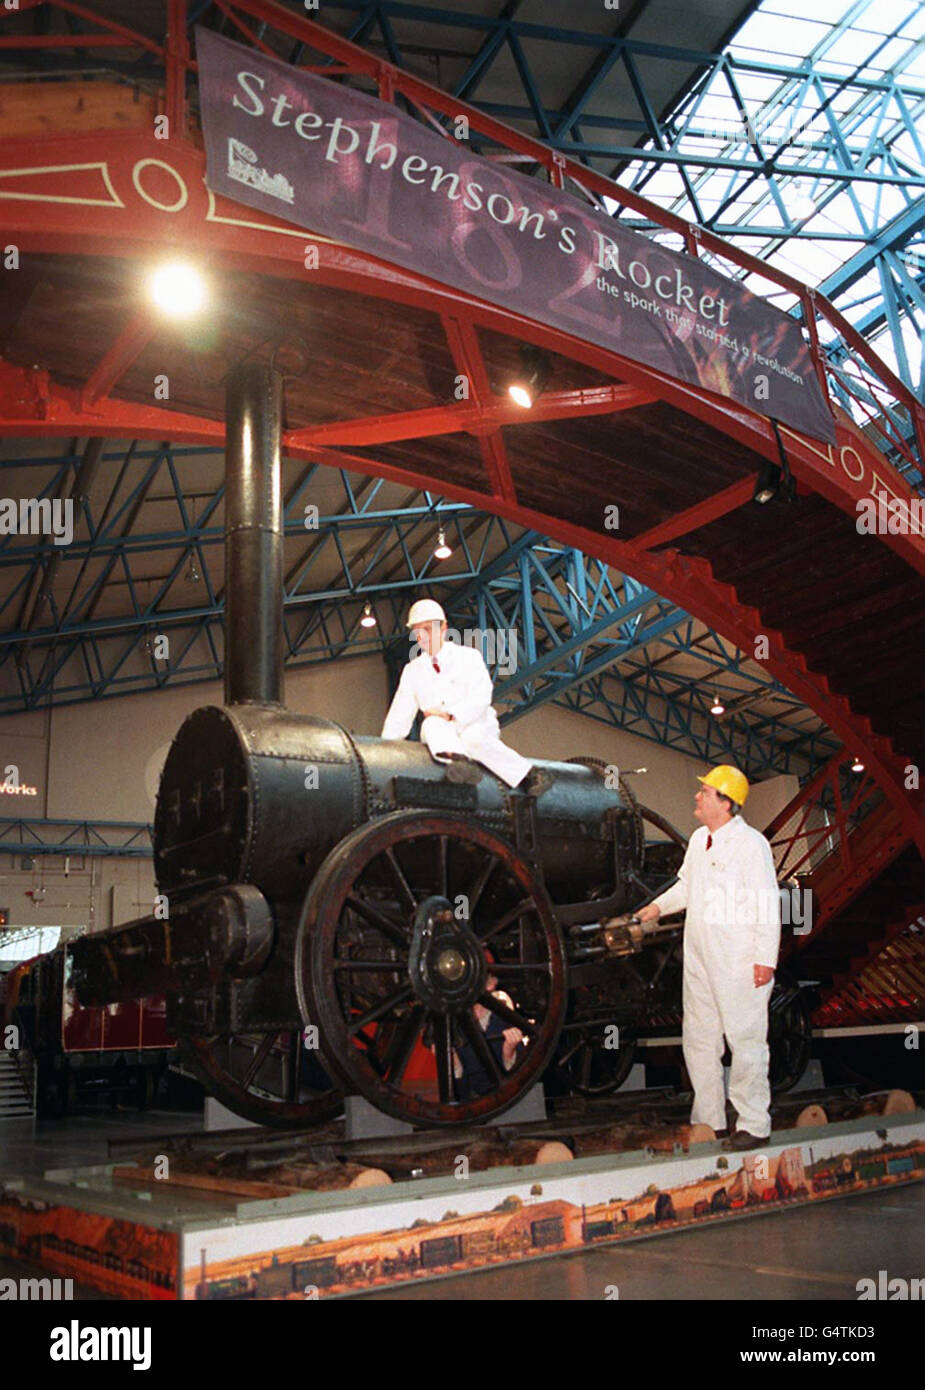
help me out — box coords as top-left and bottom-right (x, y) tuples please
(69, 363), (807, 1129)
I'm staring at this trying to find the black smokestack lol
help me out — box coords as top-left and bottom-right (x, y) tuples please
(224, 362), (284, 706)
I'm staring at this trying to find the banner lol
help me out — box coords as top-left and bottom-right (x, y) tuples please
(197, 28), (836, 444)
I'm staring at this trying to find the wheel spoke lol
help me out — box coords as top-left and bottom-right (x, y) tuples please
(478, 896), (536, 944)
(432, 1012), (455, 1103)
(458, 1009), (505, 1084)
(557, 1033), (586, 1067)
(383, 847), (417, 917)
(287, 1031), (300, 1104)
(466, 853), (499, 920)
(241, 1031), (277, 1089)
(345, 894), (409, 948)
(347, 984), (414, 1037)
(438, 834), (448, 901)
(491, 962), (548, 975)
(477, 992), (536, 1037)
(579, 1039), (593, 1090)
(333, 958), (402, 972)
(381, 1005), (427, 1086)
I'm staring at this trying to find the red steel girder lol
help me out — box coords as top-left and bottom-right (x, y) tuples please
(441, 315), (516, 504)
(285, 384), (654, 448)
(12, 1), (165, 58)
(80, 309), (159, 409)
(628, 477), (757, 552)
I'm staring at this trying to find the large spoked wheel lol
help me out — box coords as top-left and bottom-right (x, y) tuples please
(297, 811), (568, 1127)
(555, 1021), (638, 1096)
(768, 972), (813, 1093)
(178, 1031), (343, 1129)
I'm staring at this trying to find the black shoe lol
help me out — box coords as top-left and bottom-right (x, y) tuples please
(523, 768), (552, 797)
(723, 1129), (770, 1151)
(444, 759), (481, 785)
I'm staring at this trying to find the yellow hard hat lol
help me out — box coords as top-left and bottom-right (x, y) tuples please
(697, 765), (749, 805)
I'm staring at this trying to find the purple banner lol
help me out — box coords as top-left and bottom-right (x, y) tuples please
(197, 28), (835, 444)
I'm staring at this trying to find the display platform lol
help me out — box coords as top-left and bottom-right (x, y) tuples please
(1, 1096), (923, 1300)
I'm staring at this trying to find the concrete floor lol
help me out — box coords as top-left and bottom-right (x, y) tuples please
(1, 1106), (923, 1301)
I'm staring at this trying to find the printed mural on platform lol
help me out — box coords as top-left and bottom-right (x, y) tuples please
(183, 1128), (924, 1300)
(197, 27), (836, 445)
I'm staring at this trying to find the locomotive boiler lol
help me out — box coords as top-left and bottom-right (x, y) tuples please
(71, 363), (806, 1130)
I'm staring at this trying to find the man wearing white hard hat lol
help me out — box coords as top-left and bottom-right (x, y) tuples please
(635, 765), (780, 1149)
(381, 599), (549, 793)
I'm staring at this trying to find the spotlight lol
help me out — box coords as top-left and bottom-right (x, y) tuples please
(507, 346), (551, 409)
(753, 461), (782, 505)
(148, 261), (207, 318)
(851, 755), (864, 773)
(434, 529), (452, 560)
(360, 602), (377, 629)
(710, 694), (725, 716)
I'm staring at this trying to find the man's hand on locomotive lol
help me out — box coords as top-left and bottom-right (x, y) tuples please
(616, 902), (775, 987)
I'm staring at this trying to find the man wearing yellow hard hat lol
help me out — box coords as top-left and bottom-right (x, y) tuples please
(381, 599), (550, 794)
(636, 764), (780, 1149)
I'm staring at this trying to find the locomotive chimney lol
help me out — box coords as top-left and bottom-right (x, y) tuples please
(224, 362), (284, 706)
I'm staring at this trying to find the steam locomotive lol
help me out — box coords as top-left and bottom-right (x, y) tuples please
(69, 364), (810, 1129)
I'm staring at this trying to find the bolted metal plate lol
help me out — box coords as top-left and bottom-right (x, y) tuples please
(392, 775), (478, 811)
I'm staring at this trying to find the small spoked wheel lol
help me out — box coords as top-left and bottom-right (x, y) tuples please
(768, 972), (812, 1093)
(556, 1021), (638, 1096)
(178, 1031), (342, 1129)
(297, 811), (568, 1127)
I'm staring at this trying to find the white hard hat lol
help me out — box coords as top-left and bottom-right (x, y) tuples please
(406, 599), (446, 627)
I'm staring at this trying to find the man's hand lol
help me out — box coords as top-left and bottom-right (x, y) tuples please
(637, 903), (661, 924)
(754, 964), (775, 988)
(501, 1026), (523, 1066)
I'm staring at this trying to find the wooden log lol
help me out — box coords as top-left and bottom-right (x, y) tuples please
(796, 1104), (828, 1127)
(688, 1123), (719, 1145)
(273, 1162), (392, 1191)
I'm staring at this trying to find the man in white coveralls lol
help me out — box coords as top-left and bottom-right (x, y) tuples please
(381, 599), (550, 794)
(635, 765), (780, 1149)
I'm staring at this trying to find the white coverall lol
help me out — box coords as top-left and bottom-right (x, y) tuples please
(380, 640), (532, 788)
(652, 816), (781, 1137)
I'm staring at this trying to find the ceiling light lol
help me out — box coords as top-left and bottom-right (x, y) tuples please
(148, 261), (207, 318)
(710, 695), (725, 716)
(360, 602), (377, 629)
(851, 755), (864, 773)
(434, 529), (452, 560)
(507, 346), (551, 409)
(753, 461), (782, 505)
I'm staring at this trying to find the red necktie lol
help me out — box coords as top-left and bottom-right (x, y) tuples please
(706, 835), (712, 850)
(432, 658), (441, 675)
